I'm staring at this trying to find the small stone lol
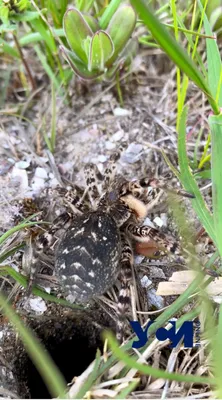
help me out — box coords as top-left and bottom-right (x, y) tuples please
(112, 130), (124, 142)
(148, 266), (166, 280)
(113, 107), (132, 116)
(25, 297), (47, 314)
(15, 160), (30, 169)
(143, 217), (155, 228)
(31, 177), (45, 192)
(141, 275), (152, 288)
(121, 143), (144, 164)
(11, 167), (29, 192)
(148, 289), (164, 309)
(35, 167), (48, 179)
(97, 155), (107, 163)
(39, 157), (49, 163)
(135, 255), (144, 265)
(153, 217), (163, 228)
(50, 177), (60, 187)
(105, 141), (116, 150)
(66, 294), (76, 303)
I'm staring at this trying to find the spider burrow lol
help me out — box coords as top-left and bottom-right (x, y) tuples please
(23, 150), (194, 342)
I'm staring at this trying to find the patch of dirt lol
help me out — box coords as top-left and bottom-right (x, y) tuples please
(2, 303), (115, 398)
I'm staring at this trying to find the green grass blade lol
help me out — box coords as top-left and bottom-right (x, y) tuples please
(75, 349), (101, 398)
(31, 18), (57, 53)
(19, 28), (65, 47)
(50, 82), (56, 152)
(106, 333), (215, 385)
(34, 45), (60, 89)
(116, 379), (140, 399)
(0, 265), (84, 310)
(173, 18), (207, 78)
(130, 0), (220, 115)
(212, 304), (222, 397)
(99, 0), (122, 29)
(0, 244), (25, 263)
(0, 292), (67, 398)
(194, 170), (211, 180)
(0, 220), (49, 246)
(0, 39), (19, 57)
(209, 113), (222, 257)
(197, 0), (222, 107)
(178, 107), (216, 244)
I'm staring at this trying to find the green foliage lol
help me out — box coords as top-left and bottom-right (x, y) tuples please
(47, 0), (68, 28)
(0, 0), (37, 31)
(61, 4), (137, 80)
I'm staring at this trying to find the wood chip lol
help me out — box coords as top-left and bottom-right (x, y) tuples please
(156, 270), (222, 296)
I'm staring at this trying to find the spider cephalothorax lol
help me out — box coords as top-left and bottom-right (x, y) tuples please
(23, 151), (194, 341)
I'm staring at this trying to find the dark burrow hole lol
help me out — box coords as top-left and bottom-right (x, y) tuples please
(14, 310), (114, 399)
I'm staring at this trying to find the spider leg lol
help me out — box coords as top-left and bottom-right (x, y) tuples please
(120, 177), (195, 203)
(50, 186), (86, 213)
(103, 150), (121, 189)
(27, 212), (70, 294)
(116, 233), (134, 342)
(126, 223), (179, 254)
(142, 178), (195, 198)
(84, 163), (103, 208)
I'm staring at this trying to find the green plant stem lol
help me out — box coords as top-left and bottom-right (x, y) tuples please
(209, 114), (222, 258)
(50, 82), (56, 152)
(116, 70), (123, 107)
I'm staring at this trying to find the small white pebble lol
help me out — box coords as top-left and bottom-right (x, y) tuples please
(66, 294), (76, 303)
(211, 296), (222, 304)
(43, 287), (51, 294)
(143, 217), (155, 228)
(11, 167), (29, 191)
(50, 177), (60, 187)
(134, 255), (144, 265)
(148, 289), (164, 309)
(112, 130), (124, 142)
(160, 213), (168, 226)
(7, 158), (15, 164)
(105, 141), (116, 150)
(15, 160), (30, 169)
(35, 167), (48, 179)
(28, 297), (47, 314)
(31, 176), (45, 192)
(113, 107), (132, 116)
(141, 275), (152, 288)
(154, 217), (163, 228)
(126, 143), (143, 154)
(97, 155), (107, 163)
(39, 156), (48, 163)
(121, 143), (144, 164)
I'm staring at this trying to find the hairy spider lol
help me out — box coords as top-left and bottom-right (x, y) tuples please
(23, 151), (194, 341)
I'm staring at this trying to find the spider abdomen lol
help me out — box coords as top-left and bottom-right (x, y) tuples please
(55, 211), (121, 303)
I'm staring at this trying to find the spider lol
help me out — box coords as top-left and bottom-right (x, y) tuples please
(23, 151), (194, 341)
